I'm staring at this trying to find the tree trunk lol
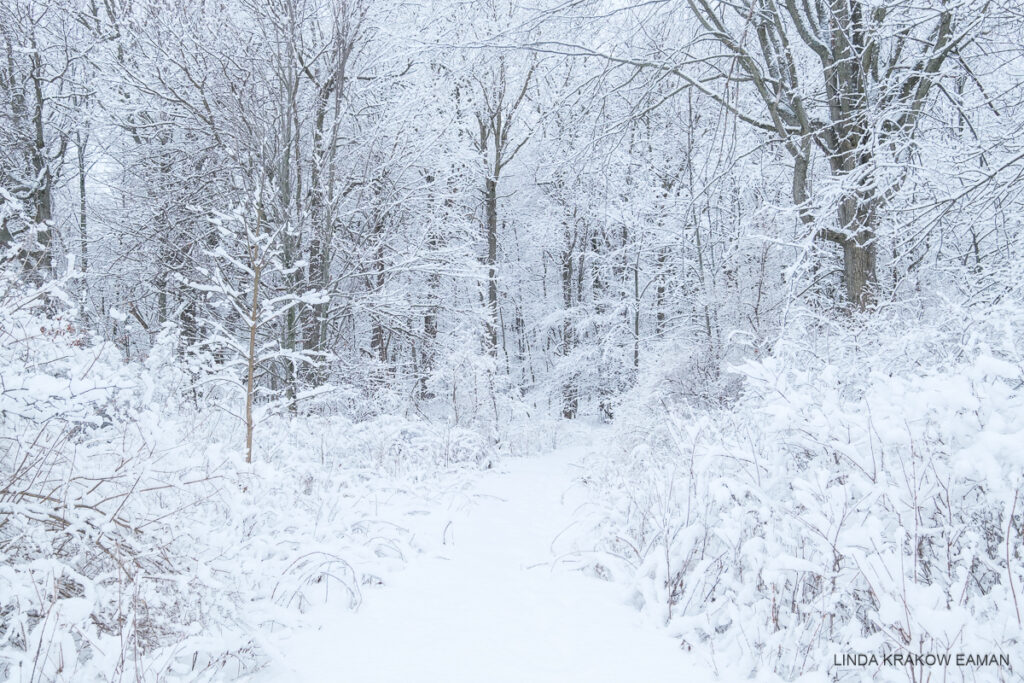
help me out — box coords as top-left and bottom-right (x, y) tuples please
(76, 132), (88, 278)
(370, 226), (388, 372)
(420, 174), (442, 399)
(632, 258), (640, 369)
(28, 52), (53, 278)
(831, 151), (879, 310)
(304, 83), (334, 386)
(484, 175), (499, 355)
(282, 228), (301, 410)
(655, 249), (667, 336)
(842, 230), (876, 309)
(246, 258), (262, 465)
(794, 139), (878, 310)
(591, 233), (613, 420)
(422, 303), (438, 398)
(560, 241), (577, 419)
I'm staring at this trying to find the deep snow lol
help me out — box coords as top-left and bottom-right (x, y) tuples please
(251, 439), (713, 682)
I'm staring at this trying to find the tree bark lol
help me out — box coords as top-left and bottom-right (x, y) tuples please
(76, 132), (88, 278)
(28, 50), (53, 277)
(245, 257), (262, 465)
(560, 239), (577, 419)
(484, 175), (499, 355)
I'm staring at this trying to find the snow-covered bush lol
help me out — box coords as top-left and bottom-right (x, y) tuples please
(578, 300), (1024, 681)
(0, 269), (495, 682)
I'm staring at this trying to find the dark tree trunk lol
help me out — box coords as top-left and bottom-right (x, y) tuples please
(76, 132), (88, 277)
(28, 51), (53, 278)
(484, 175), (499, 355)
(305, 88), (333, 385)
(842, 230), (877, 308)
(560, 238), (577, 419)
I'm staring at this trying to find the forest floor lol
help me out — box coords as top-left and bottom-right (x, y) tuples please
(248, 430), (714, 682)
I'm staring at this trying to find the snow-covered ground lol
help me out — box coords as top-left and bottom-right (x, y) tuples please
(251, 434), (714, 683)
(5, 280), (1021, 682)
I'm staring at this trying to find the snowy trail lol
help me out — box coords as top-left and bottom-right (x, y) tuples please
(252, 438), (708, 682)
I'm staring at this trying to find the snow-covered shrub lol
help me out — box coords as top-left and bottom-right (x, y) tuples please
(0, 269), (495, 682)
(578, 300), (1024, 681)
(0, 272), (247, 681)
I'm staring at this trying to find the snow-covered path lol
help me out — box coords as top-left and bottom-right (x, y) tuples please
(252, 439), (710, 682)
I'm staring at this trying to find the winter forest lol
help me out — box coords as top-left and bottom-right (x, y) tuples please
(3, 0), (1024, 680)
